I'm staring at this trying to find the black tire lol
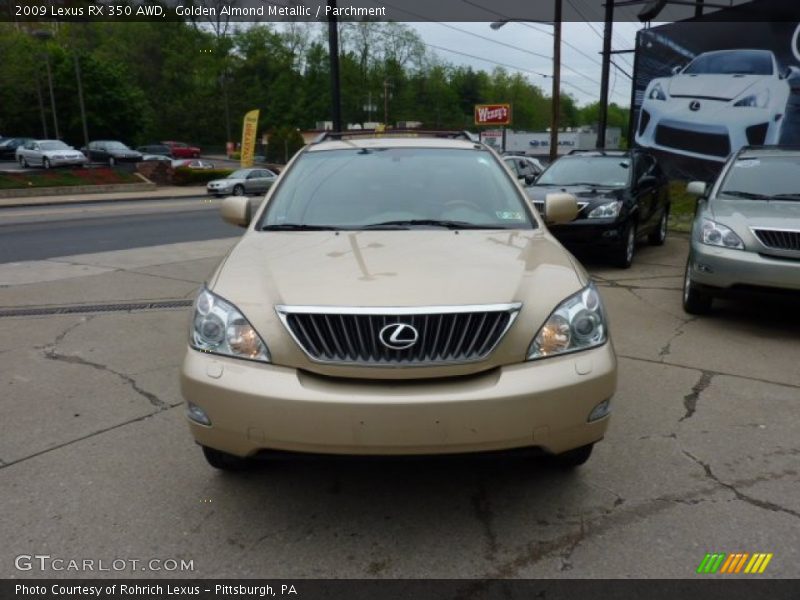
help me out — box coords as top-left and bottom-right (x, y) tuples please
(612, 222), (636, 269)
(19, 156), (27, 168)
(232, 184), (245, 196)
(648, 207), (669, 246)
(683, 258), (712, 315)
(552, 444), (594, 469)
(108, 156), (116, 167)
(43, 157), (51, 169)
(201, 446), (251, 471)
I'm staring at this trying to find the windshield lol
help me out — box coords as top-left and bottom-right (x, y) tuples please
(40, 141), (70, 151)
(719, 156), (800, 200)
(260, 147), (534, 229)
(683, 50), (773, 76)
(535, 156), (630, 187)
(106, 141), (130, 150)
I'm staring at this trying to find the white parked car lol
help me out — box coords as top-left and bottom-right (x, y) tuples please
(16, 139), (87, 169)
(636, 49), (793, 162)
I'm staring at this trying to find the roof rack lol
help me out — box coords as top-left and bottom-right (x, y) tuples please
(567, 148), (629, 156)
(312, 129), (478, 144)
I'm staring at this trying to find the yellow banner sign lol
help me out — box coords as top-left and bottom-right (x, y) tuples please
(240, 109), (259, 168)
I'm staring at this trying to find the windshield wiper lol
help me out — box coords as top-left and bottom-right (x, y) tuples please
(768, 193), (800, 201)
(360, 219), (510, 230)
(720, 190), (770, 200)
(560, 182), (616, 188)
(261, 223), (341, 231)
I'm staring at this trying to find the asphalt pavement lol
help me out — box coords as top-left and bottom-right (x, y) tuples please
(1, 230), (798, 579)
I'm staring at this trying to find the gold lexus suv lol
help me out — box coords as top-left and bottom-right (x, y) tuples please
(180, 132), (617, 470)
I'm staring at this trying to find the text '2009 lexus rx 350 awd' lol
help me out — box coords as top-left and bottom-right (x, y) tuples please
(180, 131), (617, 471)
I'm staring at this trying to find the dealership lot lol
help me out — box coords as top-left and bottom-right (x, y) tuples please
(1, 234), (798, 579)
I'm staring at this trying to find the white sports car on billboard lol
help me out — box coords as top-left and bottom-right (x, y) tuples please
(636, 49), (792, 162)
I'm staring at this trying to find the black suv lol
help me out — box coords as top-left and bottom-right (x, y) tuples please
(526, 150), (670, 267)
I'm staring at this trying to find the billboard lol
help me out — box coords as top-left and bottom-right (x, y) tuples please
(240, 109), (260, 168)
(474, 104), (512, 126)
(631, 8), (800, 180)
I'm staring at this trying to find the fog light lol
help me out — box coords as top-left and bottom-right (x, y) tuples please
(588, 399), (611, 422)
(696, 262), (713, 273)
(187, 402), (211, 426)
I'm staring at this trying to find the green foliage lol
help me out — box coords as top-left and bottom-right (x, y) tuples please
(265, 126), (305, 164)
(0, 21), (623, 151)
(172, 168), (234, 186)
(0, 168), (139, 190)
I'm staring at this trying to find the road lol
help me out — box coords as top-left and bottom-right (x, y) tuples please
(1, 230), (799, 580)
(0, 197), (241, 263)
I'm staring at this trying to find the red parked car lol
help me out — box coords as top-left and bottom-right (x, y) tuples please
(161, 140), (201, 158)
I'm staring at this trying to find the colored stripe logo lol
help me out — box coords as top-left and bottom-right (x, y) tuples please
(697, 553), (773, 574)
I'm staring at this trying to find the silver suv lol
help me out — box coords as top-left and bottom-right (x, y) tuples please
(684, 146), (800, 313)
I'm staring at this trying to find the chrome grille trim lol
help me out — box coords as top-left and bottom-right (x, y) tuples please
(276, 303), (522, 366)
(751, 227), (800, 252)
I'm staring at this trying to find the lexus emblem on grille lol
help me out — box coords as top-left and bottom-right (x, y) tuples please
(689, 100), (701, 112)
(378, 323), (419, 350)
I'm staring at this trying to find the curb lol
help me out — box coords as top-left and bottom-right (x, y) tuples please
(0, 188), (208, 209)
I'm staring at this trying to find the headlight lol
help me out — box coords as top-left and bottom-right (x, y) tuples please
(734, 89), (770, 108)
(190, 287), (270, 362)
(528, 284), (608, 360)
(648, 82), (667, 101)
(699, 218), (744, 250)
(587, 201), (622, 219)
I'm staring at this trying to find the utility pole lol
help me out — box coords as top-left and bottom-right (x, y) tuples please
(383, 79), (393, 127)
(327, 0), (342, 131)
(597, 0), (615, 149)
(35, 75), (48, 138)
(74, 53), (89, 150)
(549, 0), (561, 163)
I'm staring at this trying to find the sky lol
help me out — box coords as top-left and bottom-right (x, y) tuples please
(408, 20), (646, 107)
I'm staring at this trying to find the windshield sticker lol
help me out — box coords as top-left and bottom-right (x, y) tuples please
(496, 211), (524, 220)
(734, 159), (760, 168)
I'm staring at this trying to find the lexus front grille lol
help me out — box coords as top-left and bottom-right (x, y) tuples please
(753, 228), (800, 252)
(276, 304), (522, 366)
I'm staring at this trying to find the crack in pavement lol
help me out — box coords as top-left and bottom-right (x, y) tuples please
(658, 316), (697, 361)
(471, 480), (499, 562)
(681, 449), (800, 520)
(617, 354), (800, 391)
(558, 517), (586, 572)
(680, 371), (715, 421)
(0, 403), (183, 470)
(44, 349), (168, 409)
(39, 316), (168, 410)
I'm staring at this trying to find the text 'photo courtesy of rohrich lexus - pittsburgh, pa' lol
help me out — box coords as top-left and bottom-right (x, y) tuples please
(180, 131), (616, 471)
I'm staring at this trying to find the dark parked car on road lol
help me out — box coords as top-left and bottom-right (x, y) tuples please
(526, 150), (671, 268)
(0, 137), (35, 160)
(82, 140), (142, 166)
(137, 144), (173, 158)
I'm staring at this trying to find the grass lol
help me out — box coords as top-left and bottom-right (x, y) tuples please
(668, 180), (697, 233)
(0, 168), (141, 190)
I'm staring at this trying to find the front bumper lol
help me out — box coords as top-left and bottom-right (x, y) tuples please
(50, 156), (87, 167)
(689, 239), (800, 292)
(636, 99), (781, 162)
(207, 186), (232, 195)
(180, 343), (616, 457)
(549, 219), (627, 248)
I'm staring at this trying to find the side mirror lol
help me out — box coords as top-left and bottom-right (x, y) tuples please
(638, 174), (657, 188)
(524, 173), (537, 185)
(544, 192), (579, 225)
(686, 181), (707, 198)
(220, 196), (252, 227)
(671, 65), (683, 75)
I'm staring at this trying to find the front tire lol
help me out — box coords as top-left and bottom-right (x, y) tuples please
(19, 156), (27, 168)
(648, 207), (669, 246)
(232, 184), (245, 196)
(201, 446), (251, 471)
(43, 157), (51, 169)
(552, 444), (594, 468)
(612, 222), (636, 269)
(683, 258), (712, 314)
(108, 156), (116, 167)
